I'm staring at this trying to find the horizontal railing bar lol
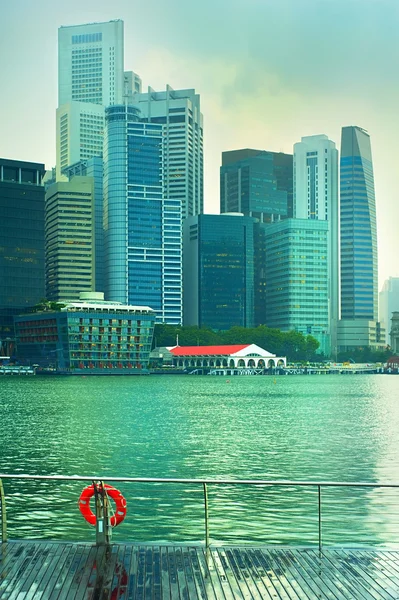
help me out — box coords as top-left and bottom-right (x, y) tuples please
(1, 474), (399, 489)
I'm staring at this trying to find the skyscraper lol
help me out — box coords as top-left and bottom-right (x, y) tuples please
(340, 126), (378, 321)
(220, 149), (293, 222)
(45, 177), (95, 301)
(0, 159), (46, 353)
(134, 86), (203, 218)
(104, 105), (182, 324)
(56, 20), (126, 179)
(264, 219), (330, 355)
(293, 134), (339, 354)
(183, 214), (255, 329)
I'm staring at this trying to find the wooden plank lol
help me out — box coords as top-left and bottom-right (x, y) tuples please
(281, 549), (345, 600)
(258, 549), (312, 600)
(48, 543), (85, 600)
(0, 542), (41, 598)
(244, 549), (283, 600)
(18, 543), (63, 600)
(40, 544), (84, 600)
(334, 549), (399, 600)
(314, 549), (383, 600)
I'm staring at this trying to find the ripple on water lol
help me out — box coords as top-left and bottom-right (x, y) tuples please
(1, 374), (399, 545)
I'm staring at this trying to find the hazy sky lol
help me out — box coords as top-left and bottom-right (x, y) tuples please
(0, 0), (398, 289)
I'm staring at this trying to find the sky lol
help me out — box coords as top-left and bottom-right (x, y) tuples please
(0, 0), (398, 290)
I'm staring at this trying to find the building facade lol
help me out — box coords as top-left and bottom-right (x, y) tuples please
(340, 126), (378, 321)
(293, 134), (339, 354)
(220, 149), (293, 222)
(183, 214), (255, 330)
(45, 177), (95, 301)
(134, 86), (203, 218)
(56, 20), (127, 180)
(14, 293), (155, 373)
(104, 105), (182, 324)
(379, 277), (399, 345)
(264, 218), (330, 355)
(0, 159), (46, 352)
(64, 157), (104, 293)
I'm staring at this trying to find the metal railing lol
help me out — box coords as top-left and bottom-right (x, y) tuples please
(1, 474), (399, 549)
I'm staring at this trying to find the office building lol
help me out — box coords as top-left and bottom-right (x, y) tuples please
(220, 149), (293, 222)
(0, 159), (46, 353)
(340, 126), (378, 321)
(64, 157), (104, 293)
(380, 278), (399, 345)
(58, 20), (125, 107)
(134, 85), (203, 218)
(104, 105), (182, 324)
(56, 20), (125, 179)
(264, 219), (330, 356)
(14, 292), (155, 373)
(183, 214), (255, 330)
(293, 134), (339, 354)
(45, 177), (95, 301)
(56, 102), (104, 179)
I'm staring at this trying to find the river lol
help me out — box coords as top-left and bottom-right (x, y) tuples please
(1, 374), (399, 546)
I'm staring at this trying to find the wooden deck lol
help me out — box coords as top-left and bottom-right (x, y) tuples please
(1, 541), (399, 599)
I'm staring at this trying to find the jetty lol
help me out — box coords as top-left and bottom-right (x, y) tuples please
(2, 475), (399, 599)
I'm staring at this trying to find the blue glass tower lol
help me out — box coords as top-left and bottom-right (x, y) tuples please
(104, 105), (182, 324)
(340, 126), (378, 320)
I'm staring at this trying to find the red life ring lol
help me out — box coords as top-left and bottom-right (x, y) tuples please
(78, 483), (127, 527)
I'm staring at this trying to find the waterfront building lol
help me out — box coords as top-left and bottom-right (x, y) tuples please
(166, 344), (286, 370)
(390, 312), (399, 354)
(379, 278), (399, 345)
(104, 105), (182, 324)
(56, 20), (126, 180)
(45, 177), (95, 301)
(134, 86), (203, 218)
(340, 126), (378, 321)
(337, 320), (385, 353)
(0, 159), (46, 354)
(264, 218), (331, 356)
(220, 149), (293, 222)
(14, 292), (155, 373)
(183, 213), (255, 330)
(293, 134), (339, 354)
(64, 157), (104, 293)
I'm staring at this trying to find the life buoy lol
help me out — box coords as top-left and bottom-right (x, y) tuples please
(78, 483), (127, 527)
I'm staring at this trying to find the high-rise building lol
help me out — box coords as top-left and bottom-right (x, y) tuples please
(58, 20), (125, 107)
(220, 149), (293, 222)
(56, 20), (126, 180)
(104, 105), (182, 324)
(134, 85), (203, 218)
(380, 278), (399, 344)
(0, 159), (46, 353)
(45, 177), (95, 301)
(340, 126), (378, 321)
(183, 214), (255, 330)
(264, 219), (330, 355)
(293, 134), (339, 354)
(64, 157), (104, 293)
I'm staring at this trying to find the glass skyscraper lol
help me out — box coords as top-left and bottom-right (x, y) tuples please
(220, 149), (293, 222)
(183, 214), (255, 330)
(0, 159), (46, 354)
(264, 219), (330, 355)
(104, 105), (182, 324)
(340, 126), (378, 321)
(134, 86), (203, 218)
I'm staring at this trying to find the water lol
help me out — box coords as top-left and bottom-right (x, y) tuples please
(1, 374), (399, 546)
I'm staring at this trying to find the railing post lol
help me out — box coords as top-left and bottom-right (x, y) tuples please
(203, 483), (209, 549)
(94, 482), (112, 546)
(318, 484), (322, 552)
(0, 479), (7, 543)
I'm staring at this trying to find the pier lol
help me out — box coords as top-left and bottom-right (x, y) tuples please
(2, 475), (399, 598)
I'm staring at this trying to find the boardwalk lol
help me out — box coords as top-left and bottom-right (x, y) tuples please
(1, 541), (399, 599)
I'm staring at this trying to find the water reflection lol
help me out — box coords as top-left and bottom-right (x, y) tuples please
(1, 375), (399, 545)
